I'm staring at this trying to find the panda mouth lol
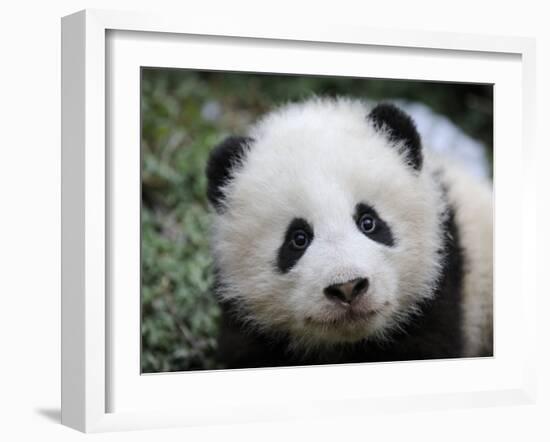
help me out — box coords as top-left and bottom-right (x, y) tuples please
(305, 309), (380, 327)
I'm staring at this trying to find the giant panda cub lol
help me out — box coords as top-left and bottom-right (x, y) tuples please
(206, 98), (493, 369)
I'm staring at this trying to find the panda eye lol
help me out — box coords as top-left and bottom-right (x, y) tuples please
(354, 203), (395, 247)
(358, 213), (377, 234)
(277, 218), (314, 273)
(290, 230), (310, 250)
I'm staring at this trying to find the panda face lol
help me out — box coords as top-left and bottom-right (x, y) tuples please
(208, 98), (446, 348)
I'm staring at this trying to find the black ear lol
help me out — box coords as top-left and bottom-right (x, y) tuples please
(367, 103), (423, 171)
(206, 136), (253, 211)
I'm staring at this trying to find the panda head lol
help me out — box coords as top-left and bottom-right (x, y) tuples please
(207, 98), (446, 348)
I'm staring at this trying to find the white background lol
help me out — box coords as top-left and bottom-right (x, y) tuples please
(0, 1), (547, 441)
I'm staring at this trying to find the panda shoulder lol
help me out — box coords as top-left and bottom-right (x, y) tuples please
(431, 153), (493, 357)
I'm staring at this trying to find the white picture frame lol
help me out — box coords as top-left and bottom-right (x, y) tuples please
(61, 9), (537, 433)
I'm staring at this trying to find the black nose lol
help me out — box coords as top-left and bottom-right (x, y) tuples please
(324, 277), (369, 305)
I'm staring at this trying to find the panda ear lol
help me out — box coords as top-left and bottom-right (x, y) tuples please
(367, 103), (423, 171)
(206, 136), (253, 212)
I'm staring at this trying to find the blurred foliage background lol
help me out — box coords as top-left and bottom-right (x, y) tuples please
(141, 68), (493, 373)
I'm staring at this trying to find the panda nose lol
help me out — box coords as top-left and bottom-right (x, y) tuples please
(324, 278), (369, 305)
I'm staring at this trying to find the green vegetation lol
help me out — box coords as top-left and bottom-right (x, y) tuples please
(141, 69), (492, 373)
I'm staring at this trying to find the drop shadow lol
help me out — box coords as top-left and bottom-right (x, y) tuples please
(35, 408), (61, 423)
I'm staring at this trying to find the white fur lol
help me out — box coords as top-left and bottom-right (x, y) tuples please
(211, 97), (492, 355)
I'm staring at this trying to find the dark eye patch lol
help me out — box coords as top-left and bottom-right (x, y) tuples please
(276, 218), (314, 273)
(354, 203), (395, 247)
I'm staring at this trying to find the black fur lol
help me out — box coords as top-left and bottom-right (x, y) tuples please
(276, 218), (314, 273)
(206, 136), (253, 212)
(354, 202), (395, 247)
(216, 204), (465, 369)
(368, 103), (423, 171)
